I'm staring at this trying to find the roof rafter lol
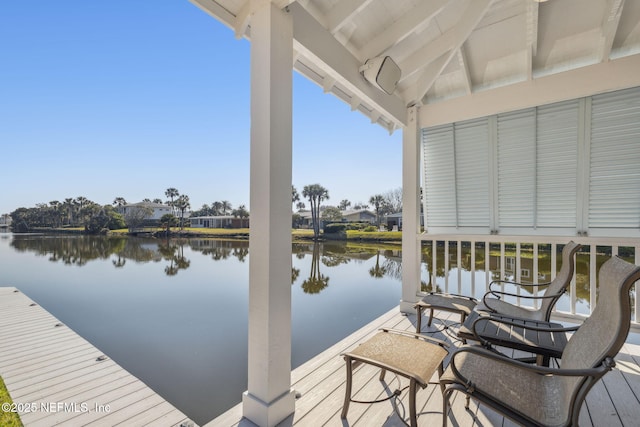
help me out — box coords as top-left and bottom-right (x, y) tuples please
(457, 47), (472, 95)
(359, 0), (448, 61)
(599, 0), (625, 62)
(326, 0), (373, 34)
(400, 0), (494, 104)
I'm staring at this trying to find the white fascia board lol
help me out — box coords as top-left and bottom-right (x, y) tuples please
(418, 53), (640, 127)
(190, 0), (237, 31)
(289, 2), (407, 126)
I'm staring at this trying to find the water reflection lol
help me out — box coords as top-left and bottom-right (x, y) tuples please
(11, 234), (630, 314)
(10, 236), (255, 276)
(9, 236), (409, 287)
(301, 243), (329, 294)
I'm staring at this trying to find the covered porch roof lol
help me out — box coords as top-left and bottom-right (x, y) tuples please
(192, 0), (640, 131)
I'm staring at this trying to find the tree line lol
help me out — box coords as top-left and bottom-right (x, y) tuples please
(6, 185), (403, 236)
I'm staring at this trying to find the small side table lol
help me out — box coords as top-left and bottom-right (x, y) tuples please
(415, 293), (478, 334)
(458, 311), (569, 366)
(341, 329), (449, 427)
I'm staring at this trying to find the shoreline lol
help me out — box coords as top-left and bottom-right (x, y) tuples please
(7, 228), (403, 243)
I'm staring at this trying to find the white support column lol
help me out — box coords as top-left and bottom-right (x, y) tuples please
(242, 1), (295, 426)
(400, 106), (420, 313)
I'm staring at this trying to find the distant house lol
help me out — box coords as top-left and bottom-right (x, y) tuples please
(297, 209), (376, 229)
(0, 214), (11, 229)
(385, 212), (424, 231)
(116, 202), (174, 222)
(190, 215), (249, 229)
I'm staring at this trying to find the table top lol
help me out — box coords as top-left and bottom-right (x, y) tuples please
(458, 311), (568, 359)
(343, 331), (448, 387)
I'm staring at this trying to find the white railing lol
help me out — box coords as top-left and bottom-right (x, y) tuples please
(418, 234), (640, 328)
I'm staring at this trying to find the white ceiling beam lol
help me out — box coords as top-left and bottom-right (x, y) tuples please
(289, 2), (407, 126)
(360, 0), (448, 60)
(407, 0), (494, 104)
(326, 0), (373, 34)
(418, 54), (640, 127)
(599, 0), (625, 62)
(457, 47), (472, 95)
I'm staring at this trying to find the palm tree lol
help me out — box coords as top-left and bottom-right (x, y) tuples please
(165, 188), (179, 214)
(221, 200), (232, 215)
(174, 195), (190, 229)
(212, 201), (223, 216)
(232, 205), (250, 228)
(338, 199), (351, 210)
(369, 194), (385, 226)
(75, 196), (89, 226)
(113, 197), (127, 207)
(62, 198), (75, 226)
(302, 184), (329, 239)
(292, 186), (300, 207)
(48, 201), (62, 228)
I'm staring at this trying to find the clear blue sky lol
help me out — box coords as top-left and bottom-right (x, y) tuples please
(0, 1), (402, 216)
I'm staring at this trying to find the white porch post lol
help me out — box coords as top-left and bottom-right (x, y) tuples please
(242, 1), (296, 426)
(400, 106), (421, 313)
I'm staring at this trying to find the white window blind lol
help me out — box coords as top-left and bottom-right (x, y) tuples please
(589, 87), (640, 229)
(497, 109), (536, 227)
(455, 118), (490, 227)
(536, 100), (579, 228)
(422, 125), (456, 227)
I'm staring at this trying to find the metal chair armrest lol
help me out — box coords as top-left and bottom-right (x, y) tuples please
(488, 280), (552, 292)
(487, 289), (566, 301)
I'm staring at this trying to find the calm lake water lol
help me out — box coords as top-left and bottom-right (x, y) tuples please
(1, 233), (633, 424)
(0, 234), (404, 425)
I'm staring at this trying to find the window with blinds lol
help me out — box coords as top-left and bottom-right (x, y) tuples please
(421, 86), (640, 235)
(589, 89), (640, 230)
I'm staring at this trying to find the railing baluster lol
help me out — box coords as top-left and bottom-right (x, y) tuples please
(590, 244), (597, 314)
(417, 234), (639, 328)
(457, 240), (462, 294)
(533, 243), (539, 310)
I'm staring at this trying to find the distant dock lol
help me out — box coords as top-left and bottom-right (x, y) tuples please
(0, 287), (196, 426)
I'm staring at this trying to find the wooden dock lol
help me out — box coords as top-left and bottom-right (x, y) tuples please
(208, 306), (640, 427)
(0, 287), (196, 427)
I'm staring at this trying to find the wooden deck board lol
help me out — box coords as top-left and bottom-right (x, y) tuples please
(208, 306), (640, 427)
(0, 287), (195, 427)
